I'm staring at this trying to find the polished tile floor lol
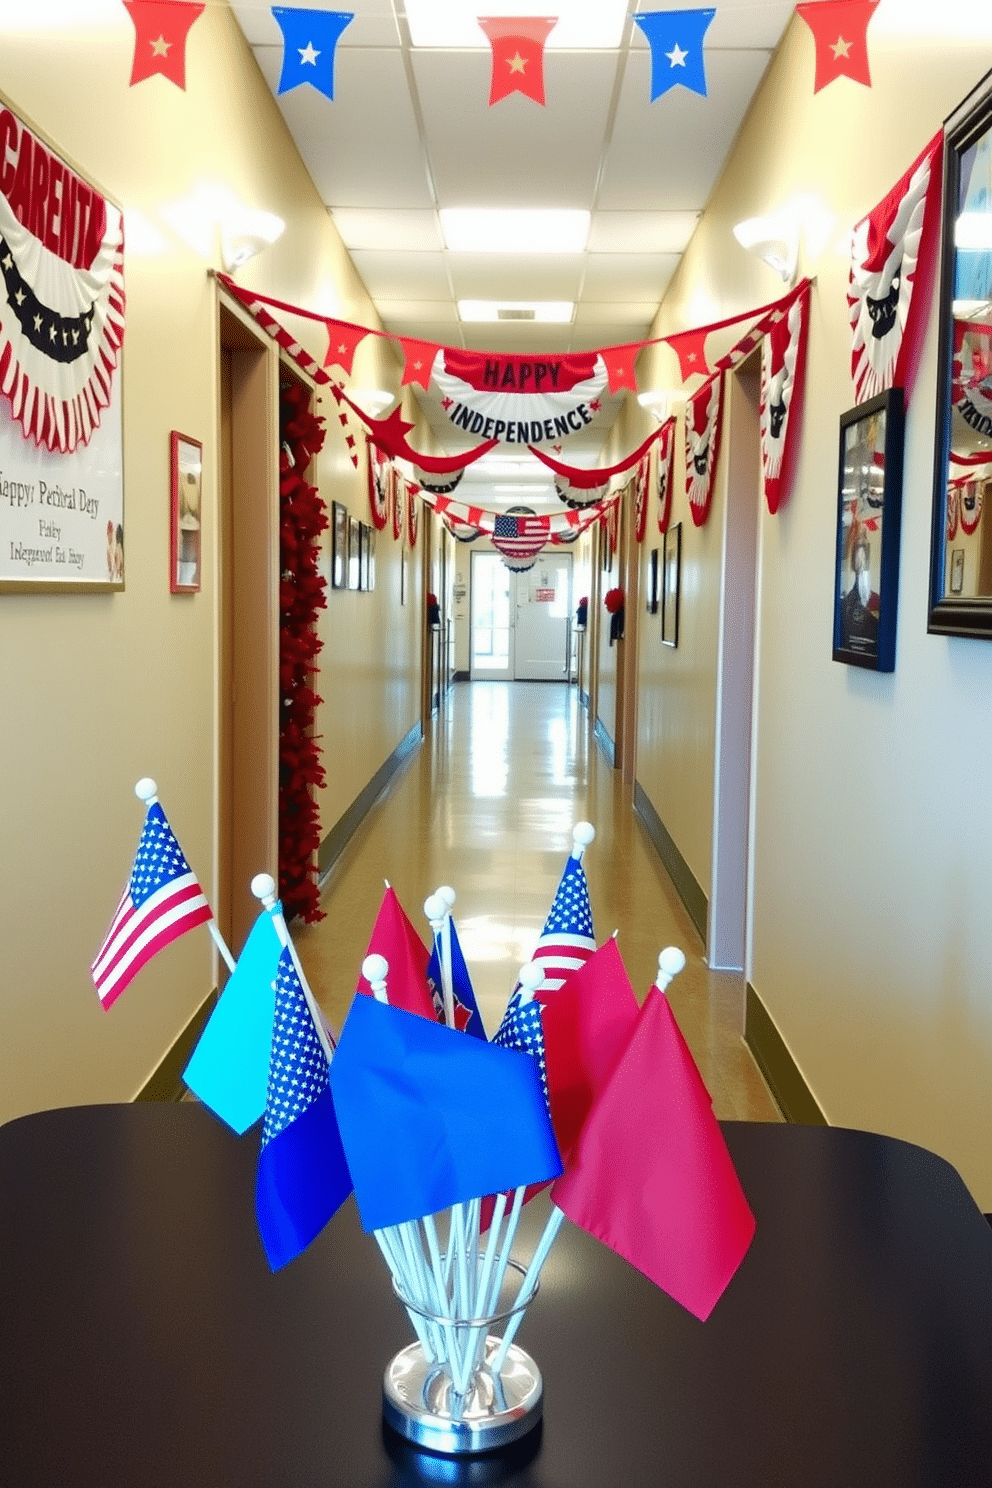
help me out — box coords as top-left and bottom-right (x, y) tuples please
(294, 681), (780, 1123)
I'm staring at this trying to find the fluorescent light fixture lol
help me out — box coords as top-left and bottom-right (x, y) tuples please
(733, 211), (800, 284)
(441, 208), (589, 254)
(458, 300), (574, 323)
(405, 0), (628, 49)
(872, 0), (992, 36)
(637, 389), (682, 420)
(351, 389), (395, 416)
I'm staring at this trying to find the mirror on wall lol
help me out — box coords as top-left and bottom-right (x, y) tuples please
(930, 67), (992, 637)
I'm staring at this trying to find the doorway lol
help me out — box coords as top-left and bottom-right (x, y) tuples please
(470, 550), (573, 681)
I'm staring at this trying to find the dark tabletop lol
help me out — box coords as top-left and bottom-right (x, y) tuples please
(1, 1102), (991, 1487)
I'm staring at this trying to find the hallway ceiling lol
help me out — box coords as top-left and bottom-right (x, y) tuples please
(230, 0), (796, 493)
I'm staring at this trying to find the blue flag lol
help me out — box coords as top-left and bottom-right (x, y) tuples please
(255, 948), (352, 1270)
(272, 7), (354, 99)
(328, 994), (562, 1232)
(427, 918), (487, 1040)
(182, 910), (282, 1134)
(634, 8), (716, 100)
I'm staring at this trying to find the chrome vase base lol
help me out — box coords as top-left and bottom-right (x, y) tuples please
(382, 1336), (543, 1455)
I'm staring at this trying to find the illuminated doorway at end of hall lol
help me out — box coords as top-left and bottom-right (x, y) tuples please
(470, 551), (513, 678)
(470, 549), (573, 681)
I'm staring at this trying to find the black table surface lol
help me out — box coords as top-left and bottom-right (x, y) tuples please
(2, 1102), (991, 1487)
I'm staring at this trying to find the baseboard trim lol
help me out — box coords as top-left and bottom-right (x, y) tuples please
(593, 718), (616, 768)
(632, 781), (708, 945)
(744, 983), (826, 1126)
(136, 988), (217, 1103)
(318, 720), (423, 882)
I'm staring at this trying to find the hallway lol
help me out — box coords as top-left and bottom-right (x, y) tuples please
(294, 681), (780, 1123)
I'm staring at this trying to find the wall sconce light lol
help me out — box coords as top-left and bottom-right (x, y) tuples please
(352, 389), (395, 417)
(732, 211), (800, 284)
(220, 207), (286, 272)
(637, 390), (680, 421)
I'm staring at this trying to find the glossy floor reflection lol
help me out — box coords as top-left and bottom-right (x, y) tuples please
(294, 681), (780, 1122)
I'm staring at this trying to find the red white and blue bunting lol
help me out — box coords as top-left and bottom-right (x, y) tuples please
(656, 417), (677, 534)
(685, 375), (723, 527)
(432, 349), (609, 447)
(0, 107), (125, 453)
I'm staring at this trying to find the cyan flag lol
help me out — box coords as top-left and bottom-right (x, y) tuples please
(256, 948), (352, 1270)
(329, 993), (562, 1232)
(182, 909), (282, 1134)
(272, 7), (354, 100)
(427, 918), (487, 1039)
(634, 8), (716, 100)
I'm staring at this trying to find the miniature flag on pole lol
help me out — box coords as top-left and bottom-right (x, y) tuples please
(329, 994), (562, 1232)
(427, 916), (487, 1038)
(182, 909), (283, 1134)
(256, 947), (352, 1270)
(91, 801), (212, 1010)
(552, 982), (756, 1321)
(356, 887), (437, 1020)
(522, 849), (596, 997)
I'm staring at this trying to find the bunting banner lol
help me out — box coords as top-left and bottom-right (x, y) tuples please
(532, 421), (665, 488)
(795, 0), (879, 93)
(414, 466), (463, 495)
(367, 442), (389, 530)
(952, 320), (992, 438)
(407, 482), (419, 547)
(947, 485), (959, 542)
(272, 8), (354, 100)
(634, 9), (716, 100)
(478, 16), (556, 106)
(960, 480), (984, 535)
(123, 0), (204, 89)
(849, 132), (942, 405)
(422, 490), (616, 568)
(685, 374), (723, 527)
(656, 416), (677, 533)
(391, 468), (403, 540)
(555, 474), (609, 509)
(0, 106), (126, 453)
(634, 455), (650, 543)
(759, 282), (811, 516)
(432, 348), (609, 447)
(323, 317), (368, 374)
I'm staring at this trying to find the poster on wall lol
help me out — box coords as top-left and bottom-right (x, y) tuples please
(0, 95), (125, 591)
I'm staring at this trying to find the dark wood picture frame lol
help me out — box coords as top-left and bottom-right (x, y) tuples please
(646, 547), (659, 614)
(833, 388), (904, 672)
(331, 501), (347, 589)
(662, 522), (681, 647)
(170, 431), (202, 594)
(347, 514), (360, 591)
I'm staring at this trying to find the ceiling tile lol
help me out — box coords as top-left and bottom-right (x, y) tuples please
(374, 301), (462, 327)
(587, 211), (700, 254)
(573, 301), (659, 327)
(231, 0), (401, 48)
(331, 209), (443, 252)
(448, 254), (585, 301)
(629, 0), (794, 49)
(582, 252), (679, 301)
(349, 250), (452, 300)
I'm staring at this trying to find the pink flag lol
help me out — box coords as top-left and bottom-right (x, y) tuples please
(551, 984), (756, 1321)
(355, 887), (437, 1021)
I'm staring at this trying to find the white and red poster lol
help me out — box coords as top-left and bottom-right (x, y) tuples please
(0, 104), (125, 587)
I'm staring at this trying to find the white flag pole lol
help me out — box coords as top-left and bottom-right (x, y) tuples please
(424, 889), (455, 1028)
(490, 1205), (566, 1376)
(253, 872), (335, 1062)
(135, 778), (236, 973)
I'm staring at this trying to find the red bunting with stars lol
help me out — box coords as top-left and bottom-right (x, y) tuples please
(478, 17), (557, 106)
(685, 374), (723, 527)
(400, 337), (441, 389)
(323, 318), (369, 375)
(123, 0), (205, 90)
(795, 0), (880, 94)
(666, 327), (711, 381)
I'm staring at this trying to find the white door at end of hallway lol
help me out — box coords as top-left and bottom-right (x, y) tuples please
(470, 550), (513, 679)
(513, 554), (573, 681)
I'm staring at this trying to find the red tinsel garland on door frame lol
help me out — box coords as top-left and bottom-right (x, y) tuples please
(278, 381), (329, 922)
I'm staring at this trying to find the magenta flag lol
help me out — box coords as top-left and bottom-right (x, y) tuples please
(355, 887), (437, 1022)
(551, 984), (756, 1321)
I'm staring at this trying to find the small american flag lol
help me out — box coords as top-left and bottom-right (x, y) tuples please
(529, 853), (596, 997)
(91, 802), (212, 1009)
(493, 997), (550, 1114)
(492, 512), (549, 563)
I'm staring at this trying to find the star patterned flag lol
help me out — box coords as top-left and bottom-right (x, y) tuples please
(493, 996), (550, 1114)
(492, 512), (550, 565)
(525, 850), (597, 997)
(634, 8), (716, 101)
(427, 917), (487, 1040)
(91, 802), (212, 1010)
(255, 948), (352, 1270)
(272, 7), (354, 100)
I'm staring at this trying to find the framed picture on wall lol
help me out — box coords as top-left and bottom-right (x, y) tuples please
(367, 524), (376, 591)
(662, 522), (681, 647)
(347, 515), (361, 590)
(331, 502), (348, 589)
(359, 522), (370, 591)
(647, 547), (659, 614)
(832, 387), (904, 672)
(170, 432), (202, 593)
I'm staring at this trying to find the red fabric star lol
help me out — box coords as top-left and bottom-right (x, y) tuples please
(123, 0), (205, 90)
(796, 0), (879, 93)
(478, 17), (557, 106)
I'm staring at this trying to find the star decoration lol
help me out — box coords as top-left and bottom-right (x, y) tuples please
(123, 1), (205, 90)
(150, 34), (171, 57)
(508, 52), (527, 74)
(796, 1), (879, 92)
(273, 8), (354, 100)
(299, 41), (319, 66)
(634, 9), (715, 100)
(667, 43), (688, 68)
(830, 35), (852, 58)
(478, 17), (556, 106)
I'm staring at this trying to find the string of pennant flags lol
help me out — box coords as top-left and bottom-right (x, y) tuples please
(123, 2), (884, 100)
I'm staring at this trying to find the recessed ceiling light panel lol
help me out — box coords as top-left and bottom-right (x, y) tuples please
(458, 301), (574, 323)
(441, 208), (590, 254)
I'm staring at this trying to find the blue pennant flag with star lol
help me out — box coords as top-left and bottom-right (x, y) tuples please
(255, 947), (353, 1270)
(634, 8), (716, 100)
(427, 917), (487, 1040)
(272, 7), (354, 100)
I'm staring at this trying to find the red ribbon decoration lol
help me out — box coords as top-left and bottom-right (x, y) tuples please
(478, 17), (557, 106)
(796, 0), (880, 93)
(530, 422), (665, 488)
(123, 0), (205, 90)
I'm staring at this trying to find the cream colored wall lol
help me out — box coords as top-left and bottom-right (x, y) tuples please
(0, 8), (425, 1122)
(634, 20), (992, 1205)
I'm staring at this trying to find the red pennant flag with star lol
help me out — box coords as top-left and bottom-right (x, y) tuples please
(123, 0), (205, 90)
(478, 17), (557, 107)
(666, 327), (710, 381)
(602, 344), (642, 395)
(322, 320), (369, 376)
(399, 338), (441, 389)
(796, 0), (879, 94)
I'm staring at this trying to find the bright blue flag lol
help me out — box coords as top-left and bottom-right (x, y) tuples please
(328, 994), (562, 1233)
(272, 7), (354, 99)
(634, 8), (716, 100)
(427, 918), (487, 1040)
(255, 948), (352, 1270)
(182, 910), (282, 1135)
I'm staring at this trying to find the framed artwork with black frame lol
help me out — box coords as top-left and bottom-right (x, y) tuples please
(170, 431), (202, 594)
(646, 547), (659, 614)
(833, 387), (904, 672)
(331, 502), (348, 590)
(662, 523), (681, 647)
(347, 514), (361, 591)
(359, 522), (370, 591)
